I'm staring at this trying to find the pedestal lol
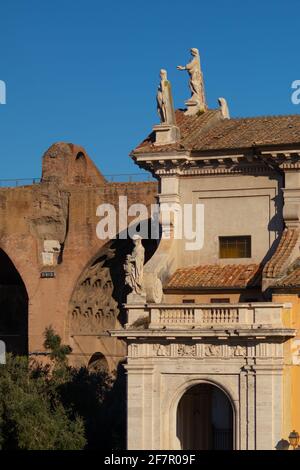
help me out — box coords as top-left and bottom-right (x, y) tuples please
(153, 124), (180, 145)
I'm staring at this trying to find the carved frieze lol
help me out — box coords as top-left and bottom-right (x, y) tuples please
(127, 341), (283, 359)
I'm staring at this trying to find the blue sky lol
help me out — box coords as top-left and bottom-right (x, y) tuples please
(0, 0), (300, 179)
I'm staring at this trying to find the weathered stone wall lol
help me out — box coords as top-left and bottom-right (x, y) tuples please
(0, 142), (157, 369)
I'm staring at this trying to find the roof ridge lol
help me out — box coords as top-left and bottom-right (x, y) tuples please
(175, 108), (300, 121)
(226, 114), (300, 121)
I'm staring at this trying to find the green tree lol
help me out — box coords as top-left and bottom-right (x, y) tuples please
(0, 327), (126, 450)
(0, 354), (86, 450)
(43, 326), (72, 364)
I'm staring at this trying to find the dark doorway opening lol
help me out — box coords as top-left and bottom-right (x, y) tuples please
(0, 249), (28, 355)
(176, 383), (233, 450)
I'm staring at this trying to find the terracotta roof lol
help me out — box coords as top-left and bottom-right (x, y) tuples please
(133, 109), (220, 153)
(263, 228), (300, 279)
(272, 263), (300, 288)
(164, 264), (262, 290)
(133, 110), (300, 154)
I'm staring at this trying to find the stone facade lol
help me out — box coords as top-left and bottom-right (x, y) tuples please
(110, 56), (300, 450)
(113, 302), (294, 450)
(0, 142), (157, 371)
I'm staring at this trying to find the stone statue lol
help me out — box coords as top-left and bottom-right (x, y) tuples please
(156, 69), (176, 125)
(177, 48), (207, 115)
(124, 236), (145, 296)
(218, 97), (230, 119)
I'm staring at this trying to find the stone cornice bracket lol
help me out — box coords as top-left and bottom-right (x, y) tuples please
(260, 149), (300, 169)
(282, 187), (300, 227)
(282, 167), (300, 228)
(134, 152), (277, 178)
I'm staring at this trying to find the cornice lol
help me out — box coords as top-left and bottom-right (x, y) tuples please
(133, 148), (300, 177)
(110, 327), (296, 340)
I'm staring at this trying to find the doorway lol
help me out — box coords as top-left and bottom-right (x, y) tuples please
(176, 383), (233, 450)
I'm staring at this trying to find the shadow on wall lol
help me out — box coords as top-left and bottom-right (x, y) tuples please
(59, 360), (127, 449)
(0, 249), (28, 355)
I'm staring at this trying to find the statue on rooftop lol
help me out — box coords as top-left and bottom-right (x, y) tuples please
(177, 48), (207, 115)
(218, 97), (230, 119)
(156, 69), (176, 125)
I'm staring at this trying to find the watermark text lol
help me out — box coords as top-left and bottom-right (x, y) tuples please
(96, 197), (204, 251)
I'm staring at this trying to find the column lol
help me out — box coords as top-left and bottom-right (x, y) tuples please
(247, 368), (256, 449)
(255, 368), (274, 450)
(126, 364), (154, 450)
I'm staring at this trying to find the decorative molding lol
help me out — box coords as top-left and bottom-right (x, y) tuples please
(154, 164), (273, 177)
(136, 149), (300, 177)
(127, 341), (283, 359)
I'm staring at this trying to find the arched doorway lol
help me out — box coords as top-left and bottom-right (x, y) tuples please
(176, 383), (233, 450)
(88, 352), (109, 373)
(0, 249), (28, 355)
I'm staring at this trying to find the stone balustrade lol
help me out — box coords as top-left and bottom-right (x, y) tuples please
(126, 303), (290, 329)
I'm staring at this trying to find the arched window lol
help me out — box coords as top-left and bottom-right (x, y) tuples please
(74, 152), (87, 183)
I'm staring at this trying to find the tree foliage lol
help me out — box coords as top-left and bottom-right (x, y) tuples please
(43, 326), (72, 364)
(0, 354), (86, 450)
(0, 328), (126, 450)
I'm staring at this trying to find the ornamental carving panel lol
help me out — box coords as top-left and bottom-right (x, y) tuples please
(205, 345), (223, 357)
(177, 344), (196, 357)
(154, 344), (171, 357)
(69, 258), (119, 335)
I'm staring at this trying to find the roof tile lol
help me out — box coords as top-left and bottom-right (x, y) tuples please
(133, 110), (300, 154)
(165, 264), (261, 290)
(272, 264), (300, 288)
(263, 228), (300, 278)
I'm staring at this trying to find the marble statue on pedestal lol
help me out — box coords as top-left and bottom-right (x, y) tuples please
(177, 48), (207, 115)
(124, 236), (145, 297)
(153, 69), (180, 145)
(156, 69), (176, 125)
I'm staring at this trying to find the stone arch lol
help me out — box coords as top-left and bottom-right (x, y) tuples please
(166, 377), (238, 450)
(88, 352), (109, 373)
(176, 383), (234, 450)
(0, 248), (28, 355)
